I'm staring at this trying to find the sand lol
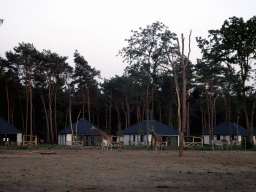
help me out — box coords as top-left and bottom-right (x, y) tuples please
(0, 148), (256, 191)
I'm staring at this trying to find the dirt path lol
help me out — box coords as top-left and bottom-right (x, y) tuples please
(0, 149), (256, 191)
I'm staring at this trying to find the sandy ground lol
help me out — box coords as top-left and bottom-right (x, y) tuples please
(0, 148), (256, 192)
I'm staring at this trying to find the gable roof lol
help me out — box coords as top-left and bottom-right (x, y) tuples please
(122, 120), (179, 135)
(204, 122), (247, 136)
(0, 117), (22, 134)
(58, 118), (107, 135)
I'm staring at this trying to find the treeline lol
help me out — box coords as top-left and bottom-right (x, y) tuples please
(0, 16), (256, 144)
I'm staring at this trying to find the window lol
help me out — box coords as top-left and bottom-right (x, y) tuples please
(133, 135), (135, 142)
(140, 135), (144, 142)
(217, 135), (220, 140)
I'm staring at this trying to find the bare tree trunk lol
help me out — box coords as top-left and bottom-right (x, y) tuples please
(206, 96), (212, 141)
(19, 96), (25, 133)
(9, 88), (16, 125)
(82, 90), (85, 119)
(105, 98), (108, 128)
(30, 82), (33, 136)
(125, 93), (133, 128)
(242, 94), (256, 143)
(224, 98), (228, 122)
(114, 101), (121, 133)
(108, 91), (112, 133)
(165, 46), (181, 154)
(136, 96), (141, 123)
(48, 86), (53, 143)
(186, 102), (190, 136)
(54, 92), (57, 142)
(200, 105), (205, 139)
(26, 87), (29, 135)
(5, 79), (10, 123)
(169, 100), (173, 128)
(146, 81), (150, 148)
(165, 30), (191, 157)
(40, 93), (49, 139)
(87, 86), (91, 122)
(157, 102), (162, 122)
(96, 104), (100, 127)
(122, 102), (128, 129)
(69, 87), (73, 145)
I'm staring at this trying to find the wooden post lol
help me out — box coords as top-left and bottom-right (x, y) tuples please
(35, 135), (37, 146)
(245, 138), (246, 150)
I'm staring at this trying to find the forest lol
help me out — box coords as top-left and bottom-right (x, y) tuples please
(0, 16), (256, 144)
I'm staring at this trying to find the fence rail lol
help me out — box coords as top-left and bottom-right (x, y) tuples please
(66, 141), (83, 146)
(184, 136), (203, 147)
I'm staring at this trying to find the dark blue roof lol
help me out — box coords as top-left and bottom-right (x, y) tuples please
(204, 122), (247, 136)
(58, 119), (106, 134)
(0, 117), (22, 134)
(122, 120), (178, 135)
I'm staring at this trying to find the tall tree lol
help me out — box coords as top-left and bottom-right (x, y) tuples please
(73, 50), (100, 122)
(196, 16), (256, 143)
(38, 50), (69, 143)
(120, 21), (170, 148)
(5, 43), (37, 136)
(163, 30), (192, 157)
(0, 57), (20, 124)
(194, 59), (225, 141)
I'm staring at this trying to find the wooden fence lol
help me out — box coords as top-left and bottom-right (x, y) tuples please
(184, 136), (203, 147)
(23, 135), (37, 146)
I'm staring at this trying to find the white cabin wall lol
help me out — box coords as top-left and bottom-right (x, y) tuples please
(58, 134), (67, 145)
(17, 133), (22, 146)
(123, 135), (129, 145)
(58, 134), (61, 145)
(66, 134), (72, 145)
(123, 134), (153, 146)
(203, 135), (210, 145)
(238, 135), (242, 143)
(220, 135), (230, 141)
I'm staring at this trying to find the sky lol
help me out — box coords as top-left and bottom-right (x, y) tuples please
(0, 0), (256, 80)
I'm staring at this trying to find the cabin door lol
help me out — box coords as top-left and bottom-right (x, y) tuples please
(83, 135), (93, 146)
(167, 136), (178, 147)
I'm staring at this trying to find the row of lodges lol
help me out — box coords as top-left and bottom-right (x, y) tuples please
(58, 119), (256, 146)
(58, 119), (179, 147)
(0, 116), (256, 146)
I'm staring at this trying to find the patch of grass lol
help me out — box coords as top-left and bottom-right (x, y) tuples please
(0, 143), (58, 150)
(32, 143), (58, 149)
(123, 145), (148, 150)
(241, 137), (254, 150)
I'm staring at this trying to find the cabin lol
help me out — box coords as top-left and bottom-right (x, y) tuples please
(0, 117), (22, 146)
(58, 119), (107, 146)
(121, 120), (179, 147)
(203, 122), (247, 145)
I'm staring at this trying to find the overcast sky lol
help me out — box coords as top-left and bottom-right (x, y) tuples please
(1, 0), (256, 79)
